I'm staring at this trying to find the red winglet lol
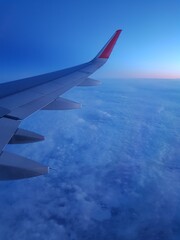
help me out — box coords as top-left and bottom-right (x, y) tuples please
(98, 30), (122, 59)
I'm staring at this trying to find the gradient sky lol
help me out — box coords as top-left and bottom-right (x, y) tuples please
(0, 0), (180, 81)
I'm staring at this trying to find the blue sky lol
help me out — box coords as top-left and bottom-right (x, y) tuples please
(0, 0), (180, 81)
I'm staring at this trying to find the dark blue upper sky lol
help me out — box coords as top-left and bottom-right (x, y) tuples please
(0, 0), (180, 81)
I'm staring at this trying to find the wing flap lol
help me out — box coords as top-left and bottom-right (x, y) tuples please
(0, 118), (20, 150)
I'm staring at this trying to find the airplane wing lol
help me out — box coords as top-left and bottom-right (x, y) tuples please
(0, 29), (122, 180)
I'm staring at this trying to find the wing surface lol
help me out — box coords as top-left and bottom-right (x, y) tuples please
(0, 29), (122, 180)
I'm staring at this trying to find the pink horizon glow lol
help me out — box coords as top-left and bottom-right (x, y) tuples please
(95, 70), (180, 80)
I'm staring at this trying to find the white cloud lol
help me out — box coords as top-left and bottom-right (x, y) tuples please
(1, 79), (180, 240)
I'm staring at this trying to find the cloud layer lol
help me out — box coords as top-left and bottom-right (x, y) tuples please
(1, 79), (180, 240)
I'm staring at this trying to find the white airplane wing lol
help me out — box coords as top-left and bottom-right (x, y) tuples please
(0, 30), (122, 180)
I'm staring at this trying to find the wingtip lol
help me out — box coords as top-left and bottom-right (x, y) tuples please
(116, 29), (122, 33)
(97, 29), (122, 59)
